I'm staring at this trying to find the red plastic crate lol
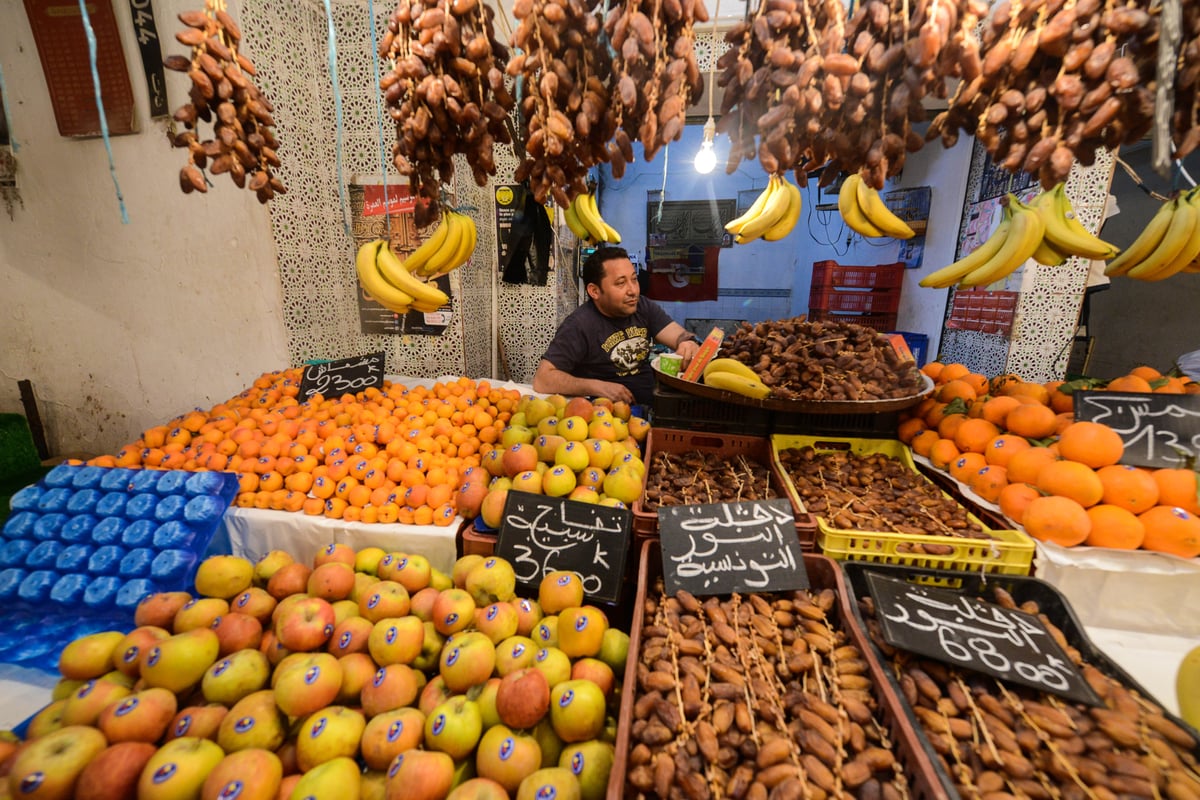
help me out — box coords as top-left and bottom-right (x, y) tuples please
(809, 286), (902, 314)
(806, 308), (899, 332)
(811, 260), (906, 289)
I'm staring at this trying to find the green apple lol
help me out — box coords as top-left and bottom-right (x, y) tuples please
(500, 425), (534, 448)
(360, 707), (425, 771)
(524, 397), (557, 426)
(597, 628), (630, 674)
(96, 687), (177, 743)
(451, 555), (485, 589)
(582, 438), (614, 470)
(534, 617), (559, 649)
(428, 568), (452, 591)
(7, 725), (107, 800)
(494, 635), (537, 677)
(354, 546), (388, 576)
(412, 621), (445, 673)
(556, 417), (589, 444)
(472, 677), (502, 729)
(138, 737), (225, 800)
(140, 628), (221, 694)
(532, 718), (563, 769)
(25, 699), (67, 740)
(58, 631), (126, 680)
(536, 417), (562, 438)
(200, 748), (282, 800)
(217, 690), (286, 753)
(553, 441), (589, 473)
(532, 647), (572, 691)
(252, 550), (295, 587)
(464, 557), (517, 607)
(516, 767), (581, 800)
(601, 464), (643, 505)
(475, 725), (542, 795)
(423, 696), (483, 761)
(201, 648), (271, 706)
(296, 706), (365, 771)
(559, 740), (614, 800)
(287, 755), (360, 800)
(331, 599), (361, 625)
(541, 465), (577, 497)
(194, 554), (254, 599)
(549, 680), (606, 743)
(360, 770), (387, 800)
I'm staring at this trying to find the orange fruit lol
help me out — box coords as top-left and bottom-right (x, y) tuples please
(1096, 464), (1159, 514)
(1055, 421), (1124, 468)
(929, 439), (962, 471)
(1045, 381), (1075, 414)
(1023, 495), (1091, 547)
(1084, 504), (1146, 550)
(1104, 374), (1152, 393)
(983, 434), (1032, 467)
(1152, 469), (1200, 514)
(921, 361), (946, 381)
(1053, 412), (1074, 436)
(910, 430), (941, 458)
(1006, 447), (1060, 485)
(1138, 505), (1200, 558)
(1036, 460), (1104, 507)
(937, 413), (969, 441)
(981, 396), (1022, 427)
(968, 465), (1008, 504)
(998, 482), (1042, 524)
(953, 418), (1001, 454)
(897, 417), (928, 444)
(1004, 404), (1058, 439)
(1129, 365), (1162, 382)
(1155, 376), (1188, 394)
(949, 453), (988, 484)
(1000, 381), (1051, 406)
(938, 379), (978, 404)
(938, 363), (971, 384)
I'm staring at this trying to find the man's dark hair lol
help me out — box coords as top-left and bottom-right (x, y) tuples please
(580, 246), (630, 289)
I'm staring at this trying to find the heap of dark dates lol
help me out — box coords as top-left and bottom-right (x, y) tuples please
(722, 318), (923, 402)
(640, 449), (777, 513)
(858, 587), (1200, 800)
(168, 3), (285, 202)
(777, 447), (988, 547)
(626, 582), (915, 799)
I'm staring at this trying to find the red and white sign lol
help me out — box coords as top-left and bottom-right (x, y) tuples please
(361, 184), (415, 216)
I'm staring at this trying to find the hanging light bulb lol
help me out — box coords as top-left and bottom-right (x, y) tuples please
(694, 116), (717, 174)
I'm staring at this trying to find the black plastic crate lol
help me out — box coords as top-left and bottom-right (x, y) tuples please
(771, 408), (900, 437)
(650, 385), (771, 436)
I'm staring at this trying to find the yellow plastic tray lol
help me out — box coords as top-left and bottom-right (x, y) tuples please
(771, 434), (1035, 575)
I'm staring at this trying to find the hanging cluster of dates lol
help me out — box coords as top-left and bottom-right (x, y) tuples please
(1173, 3), (1200, 159)
(507, 0), (617, 206)
(605, 0), (709, 173)
(380, 0), (515, 226)
(929, 0), (1159, 188)
(716, 0), (984, 188)
(168, 3), (286, 203)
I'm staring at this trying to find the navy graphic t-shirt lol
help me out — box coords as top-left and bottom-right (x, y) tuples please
(541, 297), (673, 406)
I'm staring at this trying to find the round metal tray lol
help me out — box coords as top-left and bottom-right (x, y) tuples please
(652, 357), (935, 414)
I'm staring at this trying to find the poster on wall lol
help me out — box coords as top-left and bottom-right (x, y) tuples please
(351, 183), (452, 336)
(496, 184), (553, 286)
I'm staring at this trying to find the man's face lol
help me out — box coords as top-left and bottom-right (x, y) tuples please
(587, 257), (640, 318)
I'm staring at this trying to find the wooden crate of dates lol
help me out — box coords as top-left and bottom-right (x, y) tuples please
(771, 435), (1034, 575)
(610, 540), (945, 800)
(842, 563), (1200, 800)
(634, 428), (817, 547)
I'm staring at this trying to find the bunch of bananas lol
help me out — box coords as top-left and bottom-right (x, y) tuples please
(564, 192), (622, 244)
(724, 174), (803, 244)
(921, 183), (1120, 289)
(701, 358), (771, 399)
(1105, 188), (1200, 281)
(354, 239), (451, 315)
(399, 210), (478, 279)
(838, 174), (916, 240)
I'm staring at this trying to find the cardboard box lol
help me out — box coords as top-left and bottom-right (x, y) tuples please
(680, 326), (726, 382)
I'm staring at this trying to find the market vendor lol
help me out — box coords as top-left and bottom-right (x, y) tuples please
(532, 246), (701, 406)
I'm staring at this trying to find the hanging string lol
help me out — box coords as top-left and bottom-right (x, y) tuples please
(0, 62), (18, 153)
(366, 0), (391, 214)
(655, 144), (669, 224)
(321, 0), (351, 237)
(1113, 156), (1171, 202)
(78, 0), (128, 223)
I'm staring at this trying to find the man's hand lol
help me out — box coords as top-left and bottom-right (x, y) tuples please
(593, 380), (635, 405)
(676, 339), (701, 368)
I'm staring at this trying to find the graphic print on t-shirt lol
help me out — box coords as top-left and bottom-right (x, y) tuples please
(602, 326), (649, 376)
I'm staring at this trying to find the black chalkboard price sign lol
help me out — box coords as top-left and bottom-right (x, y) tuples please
(299, 352), (386, 401)
(865, 572), (1101, 705)
(1074, 391), (1200, 468)
(494, 491), (631, 604)
(658, 498), (809, 596)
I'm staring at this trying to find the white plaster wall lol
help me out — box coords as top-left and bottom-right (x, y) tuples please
(0, 0), (288, 457)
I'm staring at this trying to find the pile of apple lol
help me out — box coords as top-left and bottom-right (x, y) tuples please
(2, 544), (630, 800)
(456, 395), (651, 528)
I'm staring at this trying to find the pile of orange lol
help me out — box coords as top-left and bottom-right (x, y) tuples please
(900, 361), (1200, 558)
(81, 369), (525, 526)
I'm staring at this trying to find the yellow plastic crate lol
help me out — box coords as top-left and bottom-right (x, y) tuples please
(771, 434), (1035, 575)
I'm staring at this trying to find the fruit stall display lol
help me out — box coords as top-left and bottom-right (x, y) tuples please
(1, 549), (628, 800)
(899, 361), (1200, 558)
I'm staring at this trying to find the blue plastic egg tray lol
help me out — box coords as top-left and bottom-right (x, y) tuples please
(1, 464), (238, 669)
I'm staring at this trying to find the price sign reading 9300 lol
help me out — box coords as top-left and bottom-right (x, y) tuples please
(866, 573), (1101, 705)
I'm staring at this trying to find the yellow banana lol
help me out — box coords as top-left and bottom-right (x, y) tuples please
(1031, 236), (1070, 266)
(563, 199), (590, 240)
(839, 174), (886, 238)
(726, 179), (776, 235)
(737, 176), (790, 243)
(588, 193), (621, 243)
(375, 243), (451, 307)
(703, 370), (771, 399)
(355, 240), (414, 313)
(1105, 196), (1177, 276)
(434, 212), (477, 276)
(418, 211), (464, 277)
(855, 177), (916, 239)
(398, 213), (451, 275)
(960, 196), (1045, 287)
(1177, 643), (1200, 730)
(1034, 183), (1118, 259)
(763, 177), (803, 241)
(1126, 194), (1199, 280)
(703, 357), (761, 382)
(920, 205), (1013, 288)
(573, 192), (608, 243)
(1135, 191), (1200, 281)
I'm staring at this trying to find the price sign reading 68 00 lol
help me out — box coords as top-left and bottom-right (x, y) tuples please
(866, 573), (1101, 705)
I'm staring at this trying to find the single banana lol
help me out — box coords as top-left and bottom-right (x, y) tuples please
(726, 180), (776, 235)
(1035, 183), (1118, 259)
(703, 357), (761, 382)
(1177, 643), (1200, 730)
(1031, 236), (1070, 266)
(1105, 196), (1176, 276)
(589, 194), (622, 243)
(763, 177), (803, 241)
(920, 205), (1014, 288)
(574, 192), (608, 243)
(375, 243), (452, 307)
(703, 371), (772, 400)
(855, 177), (916, 239)
(737, 176), (790, 243)
(418, 211), (463, 277)
(960, 196), (1046, 287)
(398, 213), (451, 275)
(839, 174), (886, 238)
(563, 199), (590, 240)
(355, 240), (414, 313)
(1126, 194), (1199, 280)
